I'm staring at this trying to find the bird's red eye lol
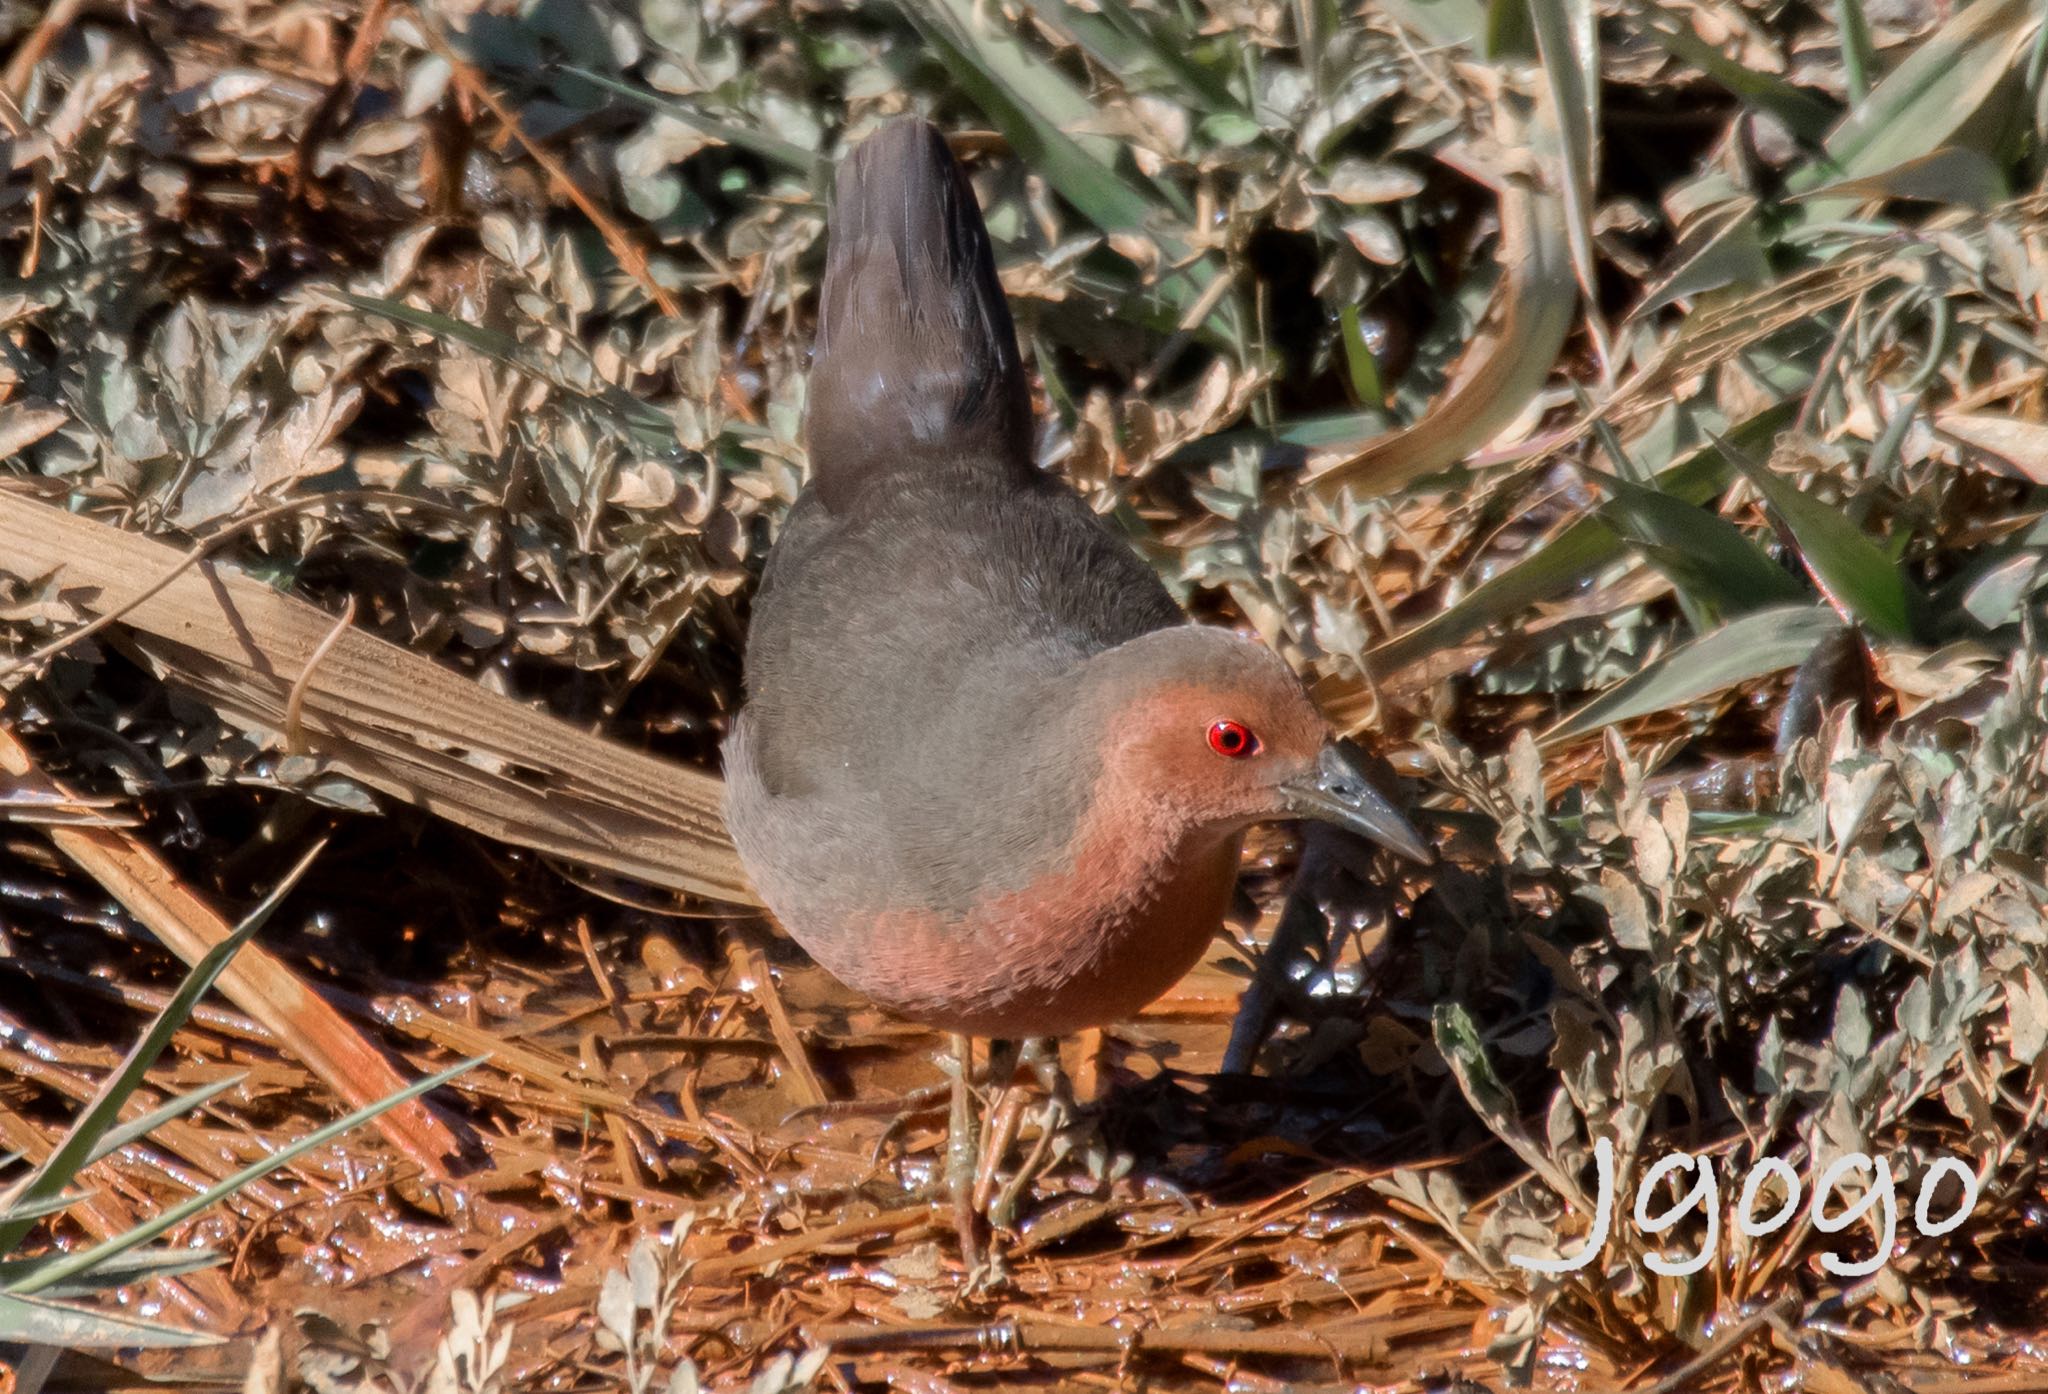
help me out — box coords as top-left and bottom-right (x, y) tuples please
(1207, 720), (1258, 759)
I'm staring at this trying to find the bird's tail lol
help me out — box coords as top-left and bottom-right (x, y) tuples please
(806, 118), (1033, 509)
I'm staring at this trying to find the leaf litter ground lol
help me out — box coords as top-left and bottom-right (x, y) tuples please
(4, 0), (2048, 1389)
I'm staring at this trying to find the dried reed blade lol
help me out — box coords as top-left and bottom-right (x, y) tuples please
(0, 491), (757, 904)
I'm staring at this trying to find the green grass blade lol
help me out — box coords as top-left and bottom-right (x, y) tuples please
(1838, 0), (1875, 103)
(1020, 0), (1239, 116)
(1483, 0), (1536, 61)
(7, 1057), (482, 1298)
(1540, 603), (1846, 744)
(1789, 0), (2038, 203)
(330, 291), (681, 456)
(1632, 197), (1772, 321)
(1370, 401), (1800, 674)
(1338, 306), (1385, 406)
(917, 0), (1121, 160)
(1619, 0), (1838, 143)
(0, 1194), (87, 1228)
(1307, 98), (1578, 498)
(0, 1245), (224, 1298)
(1593, 471), (1808, 622)
(0, 1292), (223, 1348)
(0, 843), (324, 1257)
(902, 0), (1153, 233)
(1527, 0), (1601, 308)
(550, 65), (823, 180)
(1374, 0), (1488, 51)
(901, 0), (1232, 338)
(83, 1074), (247, 1169)
(1716, 433), (1931, 642)
(1795, 146), (2010, 211)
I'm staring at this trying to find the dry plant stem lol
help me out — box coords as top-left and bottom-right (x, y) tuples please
(283, 593), (358, 755)
(970, 1086), (1028, 1213)
(783, 1081), (951, 1124)
(814, 1313), (1398, 1365)
(723, 932), (827, 1109)
(0, 724), (467, 1180)
(0, 491), (754, 901)
(1637, 1294), (1797, 1394)
(413, 14), (684, 319)
(683, 1203), (936, 1285)
(0, 0), (85, 101)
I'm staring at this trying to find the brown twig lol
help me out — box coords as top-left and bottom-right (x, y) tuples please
(724, 933), (828, 1110)
(414, 16), (683, 320)
(0, 724), (470, 1180)
(0, 0), (87, 102)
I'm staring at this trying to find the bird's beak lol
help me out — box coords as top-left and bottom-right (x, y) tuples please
(1277, 743), (1434, 864)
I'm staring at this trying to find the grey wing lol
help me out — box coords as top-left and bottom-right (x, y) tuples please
(736, 472), (1180, 802)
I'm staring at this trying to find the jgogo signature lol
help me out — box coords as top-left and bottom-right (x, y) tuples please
(1510, 1138), (1981, 1277)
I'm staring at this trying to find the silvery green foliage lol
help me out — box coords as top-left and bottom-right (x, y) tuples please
(1395, 646), (2048, 1376)
(593, 1220), (827, 1394)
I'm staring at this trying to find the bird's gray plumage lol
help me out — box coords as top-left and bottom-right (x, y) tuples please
(725, 117), (1185, 917)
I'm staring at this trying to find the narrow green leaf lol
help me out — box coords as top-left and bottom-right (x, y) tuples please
(331, 291), (680, 455)
(1483, 0), (1535, 61)
(0, 1292), (222, 1348)
(0, 1194), (88, 1228)
(8, 1057), (482, 1297)
(914, 0), (1124, 165)
(1338, 306), (1385, 406)
(901, 0), (1157, 236)
(1541, 604), (1847, 744)
(1795, 146), (2010, 211)
(1717, 434), (1930, 642)
(1838, 0), (1875, 103)
(1432, 1002), (1585, 1207)
(0, 1245), (223, 1298)
(1370, 401), (1800, 675)
(84, 1074), (247, 1169)
(1593, 471), (1808, 621)
(1632, 199), (1772, 322)
(1432, 1003), (1517, 1124)
(1375, 0), (1488, 52)
(1020, 0), (1239, 116)
(1620, 0), (1838, 143)
(1789, 0), (2038, 205)
(550, 66), (822, 179)
(1307, 99), (1578, 497)
(901, 0), (1236, 344)
(0, 843), (324, 1257)
(1527, 0), (1601, 308)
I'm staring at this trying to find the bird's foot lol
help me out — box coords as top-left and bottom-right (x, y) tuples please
(936, 1037), (1118, 1284)
(988, 1089), (1073, 1231)
(976, 1037), (1102, 1235)
(958, 1246), (1011, 1296)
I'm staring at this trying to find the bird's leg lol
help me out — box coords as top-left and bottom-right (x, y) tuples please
(1021, 1035), (1073, 1101)
(989, 1036), (1079, 1231)
(943, 1032), (985, 1272)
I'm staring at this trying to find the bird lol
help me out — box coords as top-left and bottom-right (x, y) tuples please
(722, 116), (1430, 1261)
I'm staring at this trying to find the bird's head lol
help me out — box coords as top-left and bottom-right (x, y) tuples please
(1073, 626), (1432, 863)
